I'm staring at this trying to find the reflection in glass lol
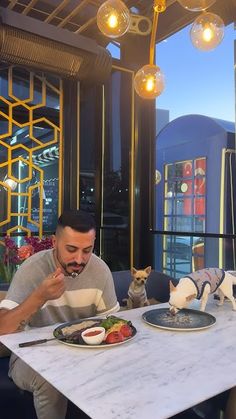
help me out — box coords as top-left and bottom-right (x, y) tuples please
(163, 234), (205, 279)
(162, 158), (206, 276)
(102, 69), (131, 270)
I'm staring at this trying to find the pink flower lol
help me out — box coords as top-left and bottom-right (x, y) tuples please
(1, 236), (53, 282)
(17, 245), (34, 261)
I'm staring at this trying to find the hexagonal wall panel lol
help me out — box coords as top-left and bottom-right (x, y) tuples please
(0, 113), (12, 139)
(31, 118), (59, 147)
(0, 141), (10, 164)
(10, 68), (31, 102)
(12, 104), (30, 127)
(0, 97), (10, 118)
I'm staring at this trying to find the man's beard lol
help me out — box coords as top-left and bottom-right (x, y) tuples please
(54, 249), (86, 277)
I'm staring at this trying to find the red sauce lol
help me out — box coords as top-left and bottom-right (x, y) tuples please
(84, 330), (102, 337)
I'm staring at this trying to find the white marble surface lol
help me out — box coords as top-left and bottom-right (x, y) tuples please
(1, 299), (236, 419)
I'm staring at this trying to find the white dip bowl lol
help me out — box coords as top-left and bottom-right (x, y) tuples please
(81, 326), (106, 345)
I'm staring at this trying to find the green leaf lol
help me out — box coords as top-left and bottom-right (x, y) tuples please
(0, 262), (17, 283)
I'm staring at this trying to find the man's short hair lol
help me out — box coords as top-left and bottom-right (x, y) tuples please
(56, 210), (96, 234)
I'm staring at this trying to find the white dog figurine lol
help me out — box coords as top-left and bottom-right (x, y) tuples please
(169, 268), (236, 314)
(126, 266), (152, 309)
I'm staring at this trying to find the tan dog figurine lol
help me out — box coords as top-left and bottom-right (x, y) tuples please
(126, 266), (152, 309)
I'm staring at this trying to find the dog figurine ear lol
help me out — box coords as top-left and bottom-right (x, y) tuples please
(186, 294), (196, 302)
(131, 267), (137, 275)
(144, 266), (152, 275)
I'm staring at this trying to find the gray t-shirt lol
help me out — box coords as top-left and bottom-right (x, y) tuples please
(0, 249), (119, 327)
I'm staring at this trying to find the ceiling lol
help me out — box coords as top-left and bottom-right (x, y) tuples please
(1, 0), (235, 49)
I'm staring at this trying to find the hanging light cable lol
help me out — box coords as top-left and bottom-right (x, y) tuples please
(134, 0), (166, 100)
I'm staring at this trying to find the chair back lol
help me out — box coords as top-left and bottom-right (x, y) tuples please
(112, 270), (132, 305)
(112, 270), (178, 305)
(146, 271), (178, 303)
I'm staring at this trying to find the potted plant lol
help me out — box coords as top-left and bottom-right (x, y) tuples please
(0, 236), (53, 289)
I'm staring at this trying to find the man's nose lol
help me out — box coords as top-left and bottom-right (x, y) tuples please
(74, 251), (83, 264)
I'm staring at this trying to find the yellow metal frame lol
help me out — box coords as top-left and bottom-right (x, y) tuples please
(0, 66), (63, 237)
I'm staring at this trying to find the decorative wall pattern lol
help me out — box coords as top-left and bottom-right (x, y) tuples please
(0, 65), (62, 237)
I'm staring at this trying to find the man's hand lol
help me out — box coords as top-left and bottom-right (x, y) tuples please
(37, 268), (65, 303)
(0, 268), (66, 335)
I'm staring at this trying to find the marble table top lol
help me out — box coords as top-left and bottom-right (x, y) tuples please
(1, 299), (236, 419)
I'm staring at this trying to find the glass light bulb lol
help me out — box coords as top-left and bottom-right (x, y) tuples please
(146, 76), (155, 92)
(203, 27), (213, 42)
(134, 64), (165, 100)
(190, 12), (224, 51)
(4, 177), (17, 190)
(108, 14), (118, 28)
(177, 0), (216, 11)
(97, 0), (131, 39)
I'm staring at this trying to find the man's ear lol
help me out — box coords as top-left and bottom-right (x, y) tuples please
(186, 294), (196, 302)
(169, 281), (176, 293)
(131, 267), (137, 275)
(52, 234), (56, 248)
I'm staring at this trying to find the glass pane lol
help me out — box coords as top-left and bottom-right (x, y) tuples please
(157, 157), (207, 274)
(79, 85), (96, 216)
(156, 233), (236, 280)
(155, 23), (235, 277)
(102, 69), (131, 270)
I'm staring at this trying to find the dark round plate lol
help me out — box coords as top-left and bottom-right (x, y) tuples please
(53, 318), (137, 348)
(142, 308), (216, 331)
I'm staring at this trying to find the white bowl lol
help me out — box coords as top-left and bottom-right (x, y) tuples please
(81, 326), (106, 345)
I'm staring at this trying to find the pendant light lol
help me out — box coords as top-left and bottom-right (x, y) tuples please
(97, 0), (131, 39)
(190, 12), (225, 51)
(177, 0), (216, 12)
(134, 0), (166, 100)
(97, 0), (225, 98)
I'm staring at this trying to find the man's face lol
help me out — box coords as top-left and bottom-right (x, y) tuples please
(53, 226), (95, 276)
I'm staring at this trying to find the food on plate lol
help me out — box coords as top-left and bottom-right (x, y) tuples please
(162, 312), (191, 325)
(81, 327), (106, 345)
(84, 330), (102, 337)
(105, 321), (126, 334)
(57, 315), (135, 345)
(119, 324), (133, 337)
(104, 318), (133, 343)
(61, 320), (98, 336)
(104, 322), (133, 343)
(100, 315), (131, 330)
(105, 331), (125, 344)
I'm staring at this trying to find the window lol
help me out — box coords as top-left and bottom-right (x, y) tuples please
(162, 158), (206, 277)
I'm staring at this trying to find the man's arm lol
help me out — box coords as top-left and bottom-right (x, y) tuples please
(0, 268), (65, 335)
